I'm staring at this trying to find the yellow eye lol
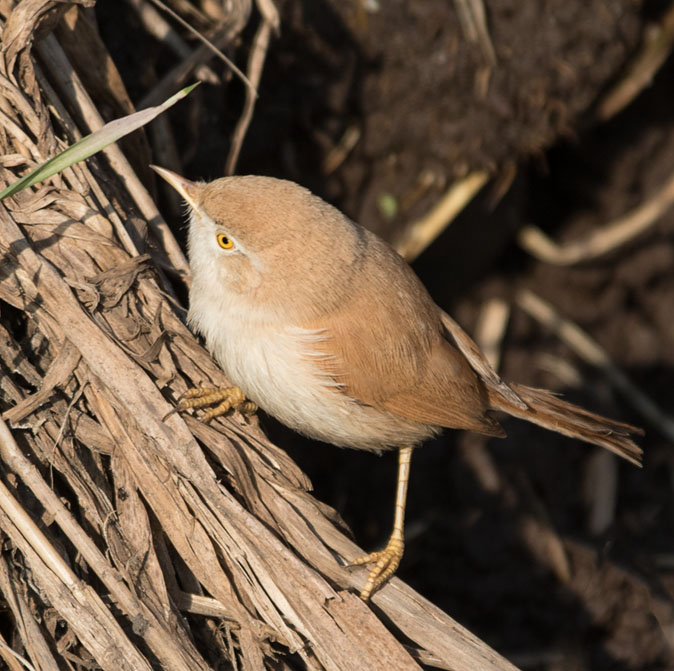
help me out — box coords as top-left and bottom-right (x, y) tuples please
(216, 233), (234, 250)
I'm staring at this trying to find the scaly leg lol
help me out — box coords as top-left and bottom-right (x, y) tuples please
(350, 446), (413, 600)
(167, 386), (257, 422)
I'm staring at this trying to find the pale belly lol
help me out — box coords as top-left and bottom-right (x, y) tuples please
(193, 308), (437, 451)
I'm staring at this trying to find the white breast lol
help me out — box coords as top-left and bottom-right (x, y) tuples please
(188, 289), (436, 452)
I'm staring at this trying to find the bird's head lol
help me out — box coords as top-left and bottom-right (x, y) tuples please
(151, 167), (364, 319)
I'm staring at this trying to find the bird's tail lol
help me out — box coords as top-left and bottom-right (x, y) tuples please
(488, 383), (643, 466)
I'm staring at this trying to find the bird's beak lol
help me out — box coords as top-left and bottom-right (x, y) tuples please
(150, 165), (203, 210)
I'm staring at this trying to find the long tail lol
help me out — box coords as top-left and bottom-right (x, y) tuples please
(488, 383), (643, 466)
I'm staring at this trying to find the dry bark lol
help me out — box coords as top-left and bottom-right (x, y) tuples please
(0, 2), (519, 669)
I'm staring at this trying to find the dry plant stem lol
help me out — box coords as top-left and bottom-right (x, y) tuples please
(404, 646), (454, 671)
(596, 1), (674, 121)
(473, 297), (510, 370)
(0, 634), (37, 671)
(200, 0), (229, 22)
(0, 503), (150, 671)
(84, 387), (269, 671)
(0, 460), (151, 670)
(138, 3), (252, 109)
(518, 168), (674, 265)
(225, 0), (278, 174)
(453, 0), (496, 65)
(172, 591), (240, 618)
(396, 170), (490, 261)
(537, 353), (583, 388)
(515, 473), (571, 584)
(147, 0), (253, 92)
(0, 108), (38, 156)
(585, 450), (618, 535)
(322, 125), (361, 175)
(31, 61), (135, 248)
(0, 417), (207, 671)
(35, 34), (190, 280)
(0, 555), (59, 671)
(0, 203), (258, 665)
(0, 457), (76, 591)
(125, 0), (219, 84)
(256, 0), (281, 31)
(165, 0), (211, 25)
(516, 289), (674, 442)
(277, 484), (519, 671)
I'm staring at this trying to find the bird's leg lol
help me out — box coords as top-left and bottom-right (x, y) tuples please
(350, 446), (413, 600)
(166, 386), (257, 422)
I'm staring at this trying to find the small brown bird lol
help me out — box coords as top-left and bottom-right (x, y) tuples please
(153, 167), (642, 600)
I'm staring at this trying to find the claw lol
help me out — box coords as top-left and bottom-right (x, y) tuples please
(348, 447), (413, 600)
(165, 386), (257, 422)
(349, 534), (404, 600)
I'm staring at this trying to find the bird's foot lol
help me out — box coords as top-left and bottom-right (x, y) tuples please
(166, 386), (257, 422)
(349, 533), (404, 600)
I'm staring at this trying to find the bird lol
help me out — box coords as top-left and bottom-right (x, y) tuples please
(152, 166), (642, 600)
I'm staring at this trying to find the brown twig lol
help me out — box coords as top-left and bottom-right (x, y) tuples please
(516, 289), (674, 442)
(473, 297), (510, 371)
(515, 472), (571, 584)
(0, 422), (153, 671)
(584, 450), (618, 535)
(0, 634), (38, 671)
(225, 0), (279, 175)
(322, 125), (361, 175)
(518, 167), (674, 265)
(125, 0), (219, 84)
(596, 1), (674, 121)
(146, 0), (254, 94)
(35, 34), (191, 281)
(137, 3), (251, 109)
(453, 0), (497, 66)
(396, 171), (489, 261)
(0, 416), (206, 671)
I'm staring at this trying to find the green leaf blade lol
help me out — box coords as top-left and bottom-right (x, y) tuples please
(0, 82), (199, 200)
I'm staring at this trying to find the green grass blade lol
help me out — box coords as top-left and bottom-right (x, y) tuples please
(0, 82), (200, 201)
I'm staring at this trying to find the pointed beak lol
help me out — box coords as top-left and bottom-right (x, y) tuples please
(150, 165), (203, 210)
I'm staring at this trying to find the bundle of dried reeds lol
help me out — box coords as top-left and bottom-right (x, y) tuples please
(0, 2), (518, 670)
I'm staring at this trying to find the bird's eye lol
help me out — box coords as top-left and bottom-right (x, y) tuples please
(216, 233), (234, 250)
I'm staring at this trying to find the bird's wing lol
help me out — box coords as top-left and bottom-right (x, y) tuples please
(380, 338), (505, 437)
(439, 309), (527, 409)
(301, 245), (503, 437)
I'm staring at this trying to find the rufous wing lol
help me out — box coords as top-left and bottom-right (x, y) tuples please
(380, 338), (505, 437)
(303, 290), (503, 438)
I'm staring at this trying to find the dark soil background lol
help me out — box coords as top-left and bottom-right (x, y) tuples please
(97, 0), (674, 668)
